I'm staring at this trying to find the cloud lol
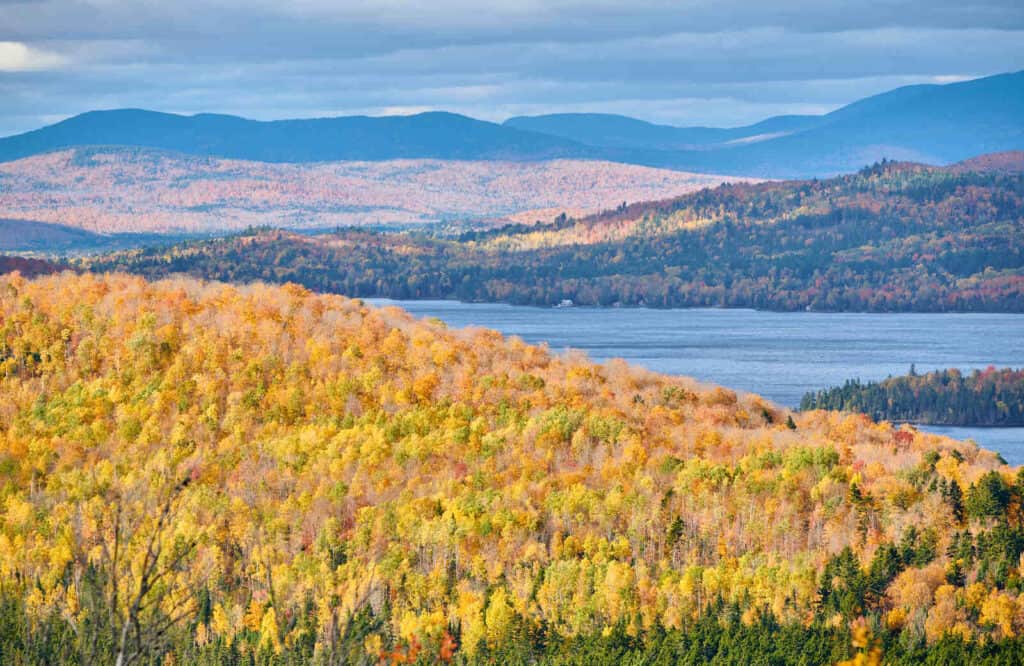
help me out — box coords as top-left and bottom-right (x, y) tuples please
(0, 1), (1022, 136)
(0, 41), (65, 71)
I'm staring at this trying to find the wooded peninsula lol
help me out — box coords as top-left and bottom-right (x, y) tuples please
(801, 367), (1024, 427)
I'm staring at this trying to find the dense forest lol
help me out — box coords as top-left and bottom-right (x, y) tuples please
(85, 161), (1024, 312)
(0, 255), (62, 278)
(801, 367), (1024, 426)
(2, 271), (1024, 664)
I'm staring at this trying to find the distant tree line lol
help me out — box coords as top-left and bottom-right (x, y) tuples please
(801, 367), (1024, 426)
(83, 163), (1024, 312)
(0, 255), (62, 278)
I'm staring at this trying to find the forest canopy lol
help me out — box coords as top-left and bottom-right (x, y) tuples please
(1, 271), (1024, 663)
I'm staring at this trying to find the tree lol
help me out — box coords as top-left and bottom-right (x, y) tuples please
(966, 472), (1012, 520)
(69, 474), (203, 666)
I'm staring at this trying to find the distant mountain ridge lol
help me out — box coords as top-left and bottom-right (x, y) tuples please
(503, 113), (822, 150)
(1, 71), (1021, 177)
(512, 72), (1024, 177)
(0, 109), (596, 164)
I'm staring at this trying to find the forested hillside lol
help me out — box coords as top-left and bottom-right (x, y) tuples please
(0, 148), (735, 238)
(0, 255), (63, 278)
(88, 160), (1024, 312)
(1, 271), (1024, 664)
(802, 367), (1024, 426)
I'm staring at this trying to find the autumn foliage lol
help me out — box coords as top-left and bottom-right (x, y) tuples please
(0, 271), (1023, 663)
(0, 148), (735, 234)
(87, 160), (1024, 312)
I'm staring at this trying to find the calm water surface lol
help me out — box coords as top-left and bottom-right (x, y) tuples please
(370, 300), (1024, 464)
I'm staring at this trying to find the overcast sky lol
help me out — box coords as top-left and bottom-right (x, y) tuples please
(1, 0), (1023, 137)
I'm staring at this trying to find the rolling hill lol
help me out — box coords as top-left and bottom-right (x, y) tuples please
(0, 218), (103, 252)
(0, 218), (186, 254)
(84, 156), (1024, 312)
(0, 147), (740, 239)
(951, 151), (1024, 174)
(1, 270), (1022, 664)
(0, 71), (1021, 178)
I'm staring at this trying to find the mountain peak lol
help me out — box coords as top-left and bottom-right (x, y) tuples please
(0, 108), (592, 164)
(1, 71), (1021, 178)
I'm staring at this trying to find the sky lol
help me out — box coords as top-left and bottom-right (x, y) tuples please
(1, 0), (1023, 137)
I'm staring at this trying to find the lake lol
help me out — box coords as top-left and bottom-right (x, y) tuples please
(370, 300), (1024, 465)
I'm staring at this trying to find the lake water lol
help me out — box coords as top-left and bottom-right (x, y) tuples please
(370, 300), (1024, 465)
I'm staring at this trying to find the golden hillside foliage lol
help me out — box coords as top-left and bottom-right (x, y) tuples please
(0, 271), (1018, 661)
